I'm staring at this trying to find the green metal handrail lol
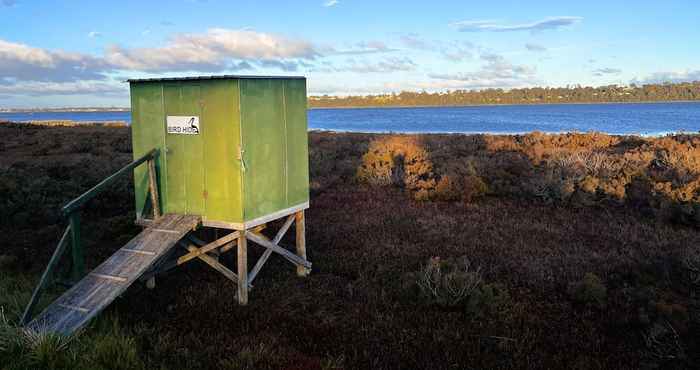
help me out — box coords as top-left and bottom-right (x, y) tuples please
(61, 148), (158, 216)
(20, 148), (160, 325)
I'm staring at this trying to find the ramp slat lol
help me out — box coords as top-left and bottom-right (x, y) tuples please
(27, 214), (200, 335)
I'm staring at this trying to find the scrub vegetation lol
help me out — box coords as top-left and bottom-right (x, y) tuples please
(1, 122), (699, 369)
(309, 81), (700, 108)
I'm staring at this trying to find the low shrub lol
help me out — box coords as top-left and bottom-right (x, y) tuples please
(568, 273), (607, 309)
(218, 340), (286, 370)
(413, 257), (509, 316)
(462, 175), (489, 203)
(642, 321), (686, 367)
(357, 136), (439, 200)
(0, 255), (18, 270)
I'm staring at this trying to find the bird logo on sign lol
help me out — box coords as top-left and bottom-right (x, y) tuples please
(188, 117), (199, 134)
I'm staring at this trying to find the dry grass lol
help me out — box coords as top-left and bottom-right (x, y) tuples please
(1, 122), (699, 369)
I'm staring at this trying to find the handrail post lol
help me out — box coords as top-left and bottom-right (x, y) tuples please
(69, 211), (84, 280)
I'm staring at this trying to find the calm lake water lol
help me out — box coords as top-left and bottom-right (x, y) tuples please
(2, 102), (700, 135)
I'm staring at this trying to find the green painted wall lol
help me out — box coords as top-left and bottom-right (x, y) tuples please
(130, 77), (308, 225)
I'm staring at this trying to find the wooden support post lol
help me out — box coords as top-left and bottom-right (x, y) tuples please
(147, 158), (161, 219)
(69, 212), (85, 281)
(295, 210), (309, 277)
(237, 229), (248, 305)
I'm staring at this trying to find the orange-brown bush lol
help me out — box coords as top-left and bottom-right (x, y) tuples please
(357, 135), (440, 200)
(352, 131), (700, 224)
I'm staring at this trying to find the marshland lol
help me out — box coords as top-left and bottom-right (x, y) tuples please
(0, 121), (698, 369)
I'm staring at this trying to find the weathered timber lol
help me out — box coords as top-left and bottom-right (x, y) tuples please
(248, 214), (295, 284)
(26, 214), (200, 335)
(246, 231), (312, 269)
(295, 210), (309, 277)
(178, 241), (240, 284)
(238, 230), (248, 305)
(177, 231), (240, 265)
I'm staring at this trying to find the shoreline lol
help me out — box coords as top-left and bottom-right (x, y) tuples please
(2, 120), (692, 138)
(2, 99), (700, 113)
(308, 99), (700, 110)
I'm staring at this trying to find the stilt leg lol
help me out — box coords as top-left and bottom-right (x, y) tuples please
(237, 229), (248, 305)
(295, 211), (309, 277)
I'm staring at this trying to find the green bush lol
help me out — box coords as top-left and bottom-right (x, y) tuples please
(568, 273), (607, 309)
(462, 175), (489, 203)
(414, 257), (509, 316)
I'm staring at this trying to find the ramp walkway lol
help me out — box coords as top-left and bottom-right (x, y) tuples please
(27, 214), (200, 335)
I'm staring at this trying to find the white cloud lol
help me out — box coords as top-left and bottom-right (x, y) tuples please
(0, 39), (110, 82)
(441, 42), (475, 62)
(399, 33), (433, 50)
(311, 56), (416, 73)
(0, 29), (319, 86)
(342, 57), (416, 73)
(633, 70), (700, 84)
(451, 16), (582, 32)
(325, 41), (397, 55)
(323, 0), (339, 7)
(398, 33), (474, 62)
(88, 31), (102, 38)
(0, 80), (126, 96)
(428, 53), (537, 89)
(525, 43), (547, 52)
(593, 67), (621, 76)
(104, 28), (318, 72)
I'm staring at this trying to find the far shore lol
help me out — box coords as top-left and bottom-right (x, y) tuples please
(2, 99), (700, 114)
(308, 99), (700, 110)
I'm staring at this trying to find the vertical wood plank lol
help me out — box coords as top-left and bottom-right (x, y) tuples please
(147, 158), (161, 218)
(237, 229), (248, 305)
(295, 210), (309, 277)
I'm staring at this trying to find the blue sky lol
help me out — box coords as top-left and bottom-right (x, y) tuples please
(1, 0), (699, 107)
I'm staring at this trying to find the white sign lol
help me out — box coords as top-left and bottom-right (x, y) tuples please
(167, 116), (200, 135)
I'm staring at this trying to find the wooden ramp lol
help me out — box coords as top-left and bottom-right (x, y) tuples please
(27, 214), (200, 335)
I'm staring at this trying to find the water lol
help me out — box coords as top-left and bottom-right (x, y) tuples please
(2, 102), (700, 135)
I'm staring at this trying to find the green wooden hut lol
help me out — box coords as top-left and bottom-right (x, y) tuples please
(22, 75), (311, 335)
(128, 75), (310, 229)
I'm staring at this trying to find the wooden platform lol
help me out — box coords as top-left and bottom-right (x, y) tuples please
(27, 214), (200, 335)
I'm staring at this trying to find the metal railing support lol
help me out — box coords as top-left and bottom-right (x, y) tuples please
(20, 225), (72, 325)
(21, 148), (159, 326)
(69, 212), (84, 280)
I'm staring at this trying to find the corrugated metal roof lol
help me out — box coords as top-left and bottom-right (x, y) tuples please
(126, 75), (306, 83)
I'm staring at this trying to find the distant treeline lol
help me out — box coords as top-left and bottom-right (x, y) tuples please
(309, 81), (700, 108)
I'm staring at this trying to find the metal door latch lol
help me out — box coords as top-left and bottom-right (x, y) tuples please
(237, 146), (247, 172)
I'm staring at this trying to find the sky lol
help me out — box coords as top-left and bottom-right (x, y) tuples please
(1, 0), (699, 108)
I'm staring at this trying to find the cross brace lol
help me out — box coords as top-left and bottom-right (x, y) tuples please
(145, 210), (311, 305)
